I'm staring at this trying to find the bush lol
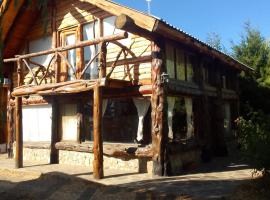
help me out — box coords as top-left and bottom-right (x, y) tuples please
(236, 111), (270, 173)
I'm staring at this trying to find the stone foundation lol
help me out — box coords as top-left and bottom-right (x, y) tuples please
(13, 144), (152, 173)
(59, 150), (152, 173)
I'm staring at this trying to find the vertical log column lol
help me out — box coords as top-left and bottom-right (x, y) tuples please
(50, 97), (59, 164)
(93, 83), (103, 179)
(15, 59), (23, 168)
(151, 39), (168, 176)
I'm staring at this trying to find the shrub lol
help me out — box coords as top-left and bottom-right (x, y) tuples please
(236, 111), (270, 174)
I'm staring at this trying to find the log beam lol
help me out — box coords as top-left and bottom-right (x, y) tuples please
(151, 39), (168, 176)
(115, 14), (155, 40)
(15, 59), (23, 168)
(93, 83), (103, 179)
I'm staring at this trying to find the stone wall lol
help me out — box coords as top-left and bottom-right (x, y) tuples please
(13, 145), (153, 173)
(59, 150), (152, 173)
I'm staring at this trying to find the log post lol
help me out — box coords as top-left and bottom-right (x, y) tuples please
(15, 59), (23, 168)
(151, 39), (168, 176)
(93, 83), (103, 179)
(50, 97), (59, 164)
(99, 42), (107, 79)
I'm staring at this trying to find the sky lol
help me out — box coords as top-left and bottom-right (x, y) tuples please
(113, 0), (270, 52)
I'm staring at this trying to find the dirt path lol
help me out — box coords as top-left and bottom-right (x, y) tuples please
(0, 152), (254, 200)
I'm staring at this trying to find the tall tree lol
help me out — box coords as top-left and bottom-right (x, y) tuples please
(232, 22), (270, 83)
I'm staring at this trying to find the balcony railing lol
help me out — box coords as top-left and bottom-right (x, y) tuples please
(4, 32), (129, 86)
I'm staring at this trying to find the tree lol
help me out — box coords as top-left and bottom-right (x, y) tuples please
(232, 22), (270, 84)
(206, 32), (226, 52)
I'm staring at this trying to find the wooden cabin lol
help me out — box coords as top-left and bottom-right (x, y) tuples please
(0, 0), (251, 178)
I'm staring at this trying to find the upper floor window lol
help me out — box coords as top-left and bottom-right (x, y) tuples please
(65, 33), (76, 80)
(29, 36), (52, 68)
(165, 43), (194, 82)
(83, 21), (99, 79)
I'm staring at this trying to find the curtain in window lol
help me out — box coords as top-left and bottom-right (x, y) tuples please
(176, 50), (185, 81)
(186, 56), (194, 82)
(102, 99), (108, 116)
(29, 36), (52, 68)
(166, 44), (175, 79)
(22, 105), (52, 142)
(133, 98), (150, 141)
(66, 34), (76, 80)
(83, 22), (99, 79)
(185, 98), (193, 139)
(61, 104), (78, 141)
(167, 97), (176, 139)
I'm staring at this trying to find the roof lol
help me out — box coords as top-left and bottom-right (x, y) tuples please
(1, 0), (252, 71)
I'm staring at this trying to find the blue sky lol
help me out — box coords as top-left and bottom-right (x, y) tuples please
(114, 0), (270, 52)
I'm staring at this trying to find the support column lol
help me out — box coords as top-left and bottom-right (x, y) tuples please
(93, 84), (103, 179)
(151, 39), (168, 176)
(50, 97), (59, 164)
(15, 59), (23, 168)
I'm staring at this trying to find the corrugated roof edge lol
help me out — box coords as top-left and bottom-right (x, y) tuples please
(107, 0), (253, 71)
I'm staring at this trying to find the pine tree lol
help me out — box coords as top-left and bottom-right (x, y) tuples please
(232, 22), (270, 84)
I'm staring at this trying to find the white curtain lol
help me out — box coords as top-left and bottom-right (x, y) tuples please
(66, 34), (76, 80)
(22, 105), (52, 142)
(61, 104), (78, 141)
(185, 98), (194, 139)
(83, 22), (99, 79)
(167, 97), (176, 139)
(133, 98), (150, 141)
(102, 99), (108, 117)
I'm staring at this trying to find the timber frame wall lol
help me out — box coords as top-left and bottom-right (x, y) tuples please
(2, 0), (245, 178)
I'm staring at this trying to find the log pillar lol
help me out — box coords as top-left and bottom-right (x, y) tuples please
(15, 59), (23, 168)
(93, 83), (103, 179)
(99, 42), (107, 78)
(50, 97), (59, 164)
(151, 39), (168, 176)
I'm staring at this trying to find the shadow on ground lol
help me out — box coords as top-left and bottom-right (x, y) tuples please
(0, 171), (252, 200)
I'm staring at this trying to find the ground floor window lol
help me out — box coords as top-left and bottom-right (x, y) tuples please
(167, 96), (194, 142)
(60, 104), (78, 141)
(22, 105), (52, 142)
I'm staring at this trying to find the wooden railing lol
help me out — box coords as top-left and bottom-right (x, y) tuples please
(3, 32), (129, 86)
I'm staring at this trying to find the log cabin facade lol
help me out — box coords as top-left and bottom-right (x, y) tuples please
(0, 0), (251, 178)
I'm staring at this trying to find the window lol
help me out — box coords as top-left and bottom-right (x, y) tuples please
(83, 22), (99, 79)
(29, 36), (52, 68)
(168, 96), (194, 141)
(176, 50), (186, 81)
(165, 45), (194, 82)
(65, 34), (76, 80)
(60, 104), (78, 141)
(186, 55), (194, 82)
(224, 102), (231, 136)
(22, 105), (52, 142)
(166, 44), (175, 79)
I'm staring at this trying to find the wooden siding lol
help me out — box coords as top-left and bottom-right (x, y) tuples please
(10, 0), (152, 86)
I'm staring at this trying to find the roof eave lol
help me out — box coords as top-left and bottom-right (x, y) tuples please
(153, 20), (253, 72)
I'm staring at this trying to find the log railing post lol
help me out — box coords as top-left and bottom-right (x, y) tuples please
(151, 39), (168, 176)
(93, 83), (103, 179)
(15, 59), (23, 168)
